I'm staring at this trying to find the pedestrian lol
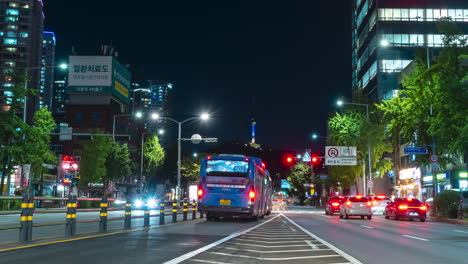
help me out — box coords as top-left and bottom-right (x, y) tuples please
(458, 199), (464, 220)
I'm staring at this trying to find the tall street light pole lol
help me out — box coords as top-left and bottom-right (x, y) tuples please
(153, 113), (210, 199)
(337, 100), (371, 195)
(23, 63), (68, 123)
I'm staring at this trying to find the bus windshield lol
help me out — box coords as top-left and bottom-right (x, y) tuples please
(206, 160), (249, 177)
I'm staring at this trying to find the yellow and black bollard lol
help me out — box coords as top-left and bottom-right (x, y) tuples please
(192, 200), (197, 220)
(99, 197), (108, 233)
(19, 194), (34, 242)
(65, 195), (77, 237)
(159, 201), (165, 225)
(183, 199), (188, 221)
(124, 200), (132, 229)
(172, 200), (178, 223)
(144, 204), (150, 227)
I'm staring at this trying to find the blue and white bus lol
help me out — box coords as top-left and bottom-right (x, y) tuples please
(197, 154), (272, 221)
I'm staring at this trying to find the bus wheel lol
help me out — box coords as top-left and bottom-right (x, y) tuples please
(260, 214), (265, 219)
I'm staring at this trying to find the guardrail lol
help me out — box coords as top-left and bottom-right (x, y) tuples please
(1, 194), (202, 243)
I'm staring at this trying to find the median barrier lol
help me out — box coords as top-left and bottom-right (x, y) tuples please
(0, 196), (203, 243)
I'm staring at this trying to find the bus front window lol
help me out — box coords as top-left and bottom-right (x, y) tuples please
(206, 160), (249, 177)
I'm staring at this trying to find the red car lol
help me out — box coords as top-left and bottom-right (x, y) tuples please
(385, 198), (427, 222)
(325, 196), (346, 215)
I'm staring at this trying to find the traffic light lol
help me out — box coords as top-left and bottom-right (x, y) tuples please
(284, 155), (295, 166)
(311, 156), (318, 163)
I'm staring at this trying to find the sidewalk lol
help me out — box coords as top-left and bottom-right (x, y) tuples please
(428, 216), (468, 225)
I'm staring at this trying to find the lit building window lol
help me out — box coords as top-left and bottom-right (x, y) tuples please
(7, 25), (17, 30)
(19, 32), (28, 38)
(379, 60), (412, 73)
(5, 47), (17, 53)
(3, 38), (17, 45)
(6, 31), (17, 37)
(9, 3), (19, 7)
(379, 8), (468, 22)
(5, 17), (18, 22)
(6, 9), (19, 16)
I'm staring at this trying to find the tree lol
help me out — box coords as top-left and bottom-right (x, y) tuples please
(79, 132), (112, 186)
(27, 108), (57, 183)
(181, 154), (205, 183)
(144, 135), (165, 178)
(0, 74), (32, 195)
(104, 143), (131, 192)
(287, 163), (312, 205)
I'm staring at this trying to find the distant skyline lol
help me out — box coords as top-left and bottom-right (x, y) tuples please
(45, 1), (352, 151)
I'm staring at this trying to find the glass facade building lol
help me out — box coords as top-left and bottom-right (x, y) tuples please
(351, 0), (468, 101)
(39, 30), (55, 109)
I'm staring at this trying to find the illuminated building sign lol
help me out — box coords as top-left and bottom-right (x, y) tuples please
(459, 172), (467, 178)
(399, 168), (421, 180)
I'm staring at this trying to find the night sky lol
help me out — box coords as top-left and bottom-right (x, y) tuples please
(45, 1), (352, 152)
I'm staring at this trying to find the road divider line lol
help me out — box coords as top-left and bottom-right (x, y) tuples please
(305, 240), (318, 249)
(234, 238), (307, 243)
(282, 214), (364, 264)
(163, 214), (281, 264)
(191, 259), (232, 264)
(454, 230), (468, 234)
(209, 252), (340, 260)
(360, 225), (374, 229)
(402, 235), (430, 241)
(225, 242), (309, 248)
(290, 227), (296, 231)
(340, 220), (347, 223)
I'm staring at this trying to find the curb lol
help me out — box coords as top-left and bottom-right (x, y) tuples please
(428, 217), (468, 225)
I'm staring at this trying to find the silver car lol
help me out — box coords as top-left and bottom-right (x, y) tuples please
(370, 196), (391, 215)
(340, 196), (372, 220)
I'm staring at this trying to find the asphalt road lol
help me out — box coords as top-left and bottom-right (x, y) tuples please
(0, 209), (467, 264)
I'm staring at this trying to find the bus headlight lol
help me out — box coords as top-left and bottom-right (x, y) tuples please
(147, 199), (157, 208)
(134, 199), (144, 208)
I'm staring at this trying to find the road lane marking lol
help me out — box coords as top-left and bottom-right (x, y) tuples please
(234, 238), (309, 243)
(305, 240), (318, 249)
(209, 252), (341, 260)
(402, 235), (430, 241)
(340, 220), (347, 223)
(243, 234), (310, 238)
(290, 227), (296, 231)
(360, 225), (373, 229)
(163, 214), (281, 264)
(454, 230), (468, 234)
(217, 246), (331, 253)
(225, 242), (309, 248)
(191, 259), (232, 264)
(283, 214), (364, 264)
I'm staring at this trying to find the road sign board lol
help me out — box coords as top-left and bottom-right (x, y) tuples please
(59, 126), (73, 141)
(302, 152), (311, 162)
(430, 154), (439, 163)
(403, 147), (428, 155)
(325, 146), (357, 166)
(320, 175), (329, 179)
(431, 162), (440, 169)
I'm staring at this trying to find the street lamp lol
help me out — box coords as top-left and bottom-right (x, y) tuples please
(112, 111), (142, 140)
(337, 100), (372, 195)
(158, 129), (165, 135)
(22, 63), (68, 123)
(153, 112), (211, 199)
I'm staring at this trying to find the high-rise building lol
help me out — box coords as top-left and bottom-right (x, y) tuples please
(351, 0), (468, 101)
(132, 80), (173, 132)
(39, 31), (55, 109)
(0, 0), (44, 114)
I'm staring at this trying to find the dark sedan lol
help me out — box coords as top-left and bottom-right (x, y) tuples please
(385, 198), (427, 222)
(325, 196), (346, 215)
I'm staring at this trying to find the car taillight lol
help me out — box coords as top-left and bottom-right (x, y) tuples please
(197, 185), (204, 197)
(367, 201), (372, 207)
(372, 200), (379, 206)
(419, 205), (427, 211)
(398, 204), (408, 210)
(346, 201), (351, 206)
(356, 195), (362, 199)
(332, 202), (340, 207)
(248, 187), (255, 201)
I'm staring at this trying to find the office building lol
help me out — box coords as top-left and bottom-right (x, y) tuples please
(39, 30), (55, 109)
(0, 0), (44, 116)
(351, 0), (468, 101)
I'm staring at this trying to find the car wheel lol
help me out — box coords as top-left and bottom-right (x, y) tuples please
(339, 214), (343, 218)
(361, 215), (364, 219)
(345, 212), (349, 219)
(394, 213), (399, 221)
(420, 217), (426, 222)
(385, 212), (389, 219)
(367, 215), (372, 220)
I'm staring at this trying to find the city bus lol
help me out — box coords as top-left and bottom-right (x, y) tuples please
(197, 154), (272, 221)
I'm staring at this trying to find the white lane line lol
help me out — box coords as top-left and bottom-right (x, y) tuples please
(283, 214), (364, 264)
(305, 240), (318, 249)
(454, 230), (468, 234)
(340, 220), (347, 223)
(209, 252), (340, 260)
(360, 225), (374, 229)
(226, 242), (309, 248)
(248, 232), (299, 235)
(290, 227), (297, 232)
(402, 235), (430, 242)
(234, 238), (310, 243)
(243, 234), (310, 238)
(191, 259), (232, 264)
(163, 214), (281, 264)
(217, 246), (332, 253)
(239, 236), (309, 240)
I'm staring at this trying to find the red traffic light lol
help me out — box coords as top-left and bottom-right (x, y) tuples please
(286, 157), (294, 163)
(311, 156), (318, 163)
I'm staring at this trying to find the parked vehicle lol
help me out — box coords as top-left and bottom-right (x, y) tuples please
(385, 197), (427, 222)
(339, 196), (372, 220)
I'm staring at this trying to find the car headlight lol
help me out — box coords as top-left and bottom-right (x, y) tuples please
(134, 199), (144, 208)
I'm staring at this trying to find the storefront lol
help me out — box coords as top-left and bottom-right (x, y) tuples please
(456, 171), (467, 191)
(421, 172), (452, 200)
(395, 168), (421, 200)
